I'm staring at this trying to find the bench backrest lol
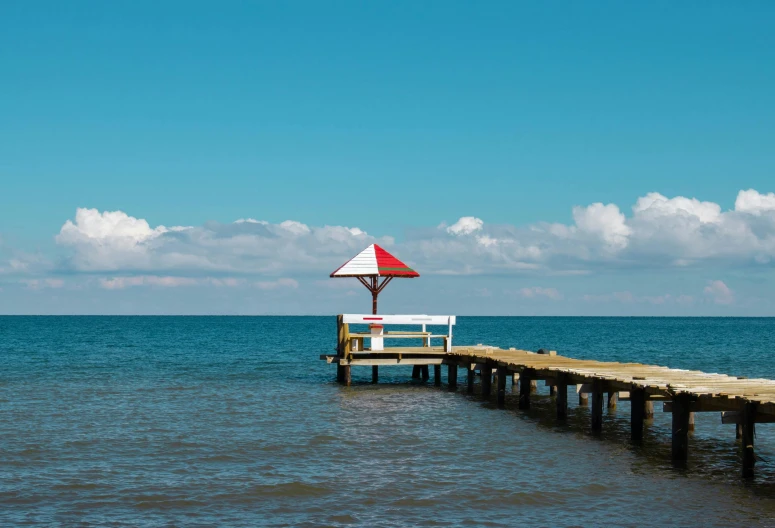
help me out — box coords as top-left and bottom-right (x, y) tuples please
(342, 314), (456, 326)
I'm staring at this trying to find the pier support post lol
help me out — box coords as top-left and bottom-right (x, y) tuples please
(591, 379), (604, 431)
(736, 423), (743, 440)
(496, 366), (507, 406)
(343, 365), (352, 387)
(481, 366), (492, 397)
(688, 412), (695, 432)
(372, 366), (379, 384)
(556, 374), (568, 420)
(512, 373), (518, 387)
(631, 388), (645, 443)
(607, 392), (618, 411)
(530, 379), (538, 393)
(579, 392), (588, 406)
(672, 393), (691, 462)
(421, 365), (430, 381)
(412, 365), (421, 379)
(742, 402), (757, 478)
(434, 365), (441, 386)
(448, 364), (458, 389)
(519, 369), (534, 410)
(644, 400), (654, 419)
(467, 367), (475, 393)
(337, 364), (344, 383)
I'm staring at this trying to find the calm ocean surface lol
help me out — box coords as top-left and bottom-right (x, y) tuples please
(2, 316), (775, 526)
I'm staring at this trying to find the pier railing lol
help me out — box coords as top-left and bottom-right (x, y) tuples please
(337, 314), (455, 358)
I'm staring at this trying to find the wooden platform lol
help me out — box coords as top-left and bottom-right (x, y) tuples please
(323, 343), (770, 478)
(447, 345), (775, 415)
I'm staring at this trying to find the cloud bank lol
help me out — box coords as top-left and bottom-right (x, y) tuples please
(56, 208), (387, 275)
(49, 189), (775, 282)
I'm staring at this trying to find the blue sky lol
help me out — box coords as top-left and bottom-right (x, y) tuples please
(2, 1), (775, 314)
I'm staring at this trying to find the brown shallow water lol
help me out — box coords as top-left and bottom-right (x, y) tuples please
(2, 316), (775, 526)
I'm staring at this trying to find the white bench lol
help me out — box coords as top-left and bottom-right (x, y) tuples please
(340, 314), (456, 354)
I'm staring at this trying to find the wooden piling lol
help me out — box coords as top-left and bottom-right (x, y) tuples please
(736, 423), (743, 440)
(434, 365), (441, 386)
(579, 392), (589, 406)
(372, 366), (379, 384)
(631, 388), (645, 443)
(512, 372), (518, 387)
(742, 403), (756, 478)
(496, 366), (507, 406)
(688, 412), (695, 432)
(411, 365), (421, 379)
(448, 364), (458, 389)
(672, 393), (691, 461)
(644, 400), (654, 419)
(421, 365), (430, 381)
(607, 391), (618, 410)
(343, 365), (352, 387)
(519, 369), (534, 410)
(336, 315), (347, 385)
(530, 379), (538, 393)
(467, 367), (475, 393)
(556, 374), (568, 419)
(591, 379), (604, 431)
(481, 366), (492, 397)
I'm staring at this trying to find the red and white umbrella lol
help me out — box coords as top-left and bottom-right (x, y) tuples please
(330, 244), (419, 313)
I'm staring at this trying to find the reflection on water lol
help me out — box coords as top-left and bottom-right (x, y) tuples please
(1, 316), (775, 526)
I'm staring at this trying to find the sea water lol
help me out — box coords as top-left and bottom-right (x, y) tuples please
(2, 316), (775, 526)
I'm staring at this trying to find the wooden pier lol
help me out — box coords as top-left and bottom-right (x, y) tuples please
(322, 314), (775, 479)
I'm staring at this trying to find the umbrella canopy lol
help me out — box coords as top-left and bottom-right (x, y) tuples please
(330, 244), (419, 278)
(330, 244), (419, 313)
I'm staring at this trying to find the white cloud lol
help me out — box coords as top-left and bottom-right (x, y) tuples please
(208, 277), (243, 287)
(735, 189), (775, 216)
(279, 220), (311, 235)
(447, 216), (483, 235)
(254, 278), (299, 290)
(572, 202), (632, 249)
(704, 280), (734, 305)
(518, 287), (563, 300)
(676, 294), (695, 305)
(58, 208), (171, 246)
(98, 276), (254, 289)
(56, 208), (184, 272)
(21, 278), (64, 290)
(99, 276), (200, 289)
(9, 259), (29, 271)
(633, 192), (721, 223)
